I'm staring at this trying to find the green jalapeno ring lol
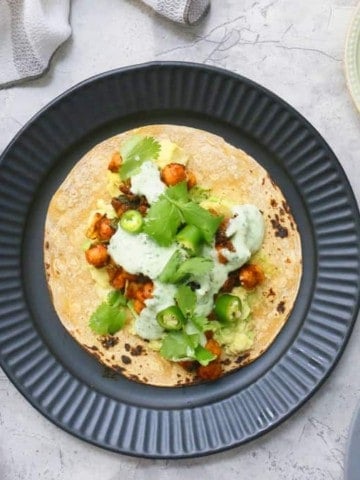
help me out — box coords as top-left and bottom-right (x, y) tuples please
(156, 305), (185, 330)
(176, 224), (203, 254)
(214, 294), (242, 323)
(119, 209), (143, 233)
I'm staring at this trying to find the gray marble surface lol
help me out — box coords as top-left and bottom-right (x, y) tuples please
(1, 1), (360, 478)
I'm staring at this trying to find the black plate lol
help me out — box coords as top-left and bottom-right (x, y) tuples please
(0, 62), (359, 458)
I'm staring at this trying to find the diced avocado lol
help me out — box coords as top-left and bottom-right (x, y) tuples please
(95, 199), (117, 219)
(251, 251), (277, 277)
(125, 315), (136, 335)
(88, 266), (112, 300)
(88, 266), (111, 289)
(223, 331), (254, 355)
(82, 239), (92, 251)
(231, 287), (251, 320)
(200, 197), (233, 217)
(148, 339), (162, 351)
(214, 289), (254, 355)
(106, 171), (122, 197)
(155, 139), (189, 168)
(214, 319), (254, 356)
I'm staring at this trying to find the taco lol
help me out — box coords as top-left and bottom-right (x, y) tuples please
(44, 125), (302, 386)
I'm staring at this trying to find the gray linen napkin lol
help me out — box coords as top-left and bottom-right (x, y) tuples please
(0, 0), (210, 88)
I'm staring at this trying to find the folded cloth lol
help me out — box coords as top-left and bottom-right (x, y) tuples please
(142, 0), (210, 24)
(0, 0), (71, 88)
(0, 0), (210, 88)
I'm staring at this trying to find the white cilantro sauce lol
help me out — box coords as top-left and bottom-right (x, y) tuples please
(108, 201), (264, 339)
(135, 282), (177, 339)
(225, 205), (265, 257)
(130, 160), (166, 204)
(194, 205), (265, 317)
(108, 229), (176, 278)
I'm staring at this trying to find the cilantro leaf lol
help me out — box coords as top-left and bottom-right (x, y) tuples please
(192, 315), (220, 333)
(175, 284), (196, 317)
(159, 254), (213, 283)
(184, 320), (204, 339)
(164, 183), (222, 244)
(165, 181), (189, 203)
(160, 331), (196, 360)
(142, 183), (188, 246)
(119, 136), (161, 180)
(120, 134), (143, 158)
(142, 178), (222, 246)
(143, 197), (182, 246)
(107, 290), (127, 307)
(181, 202), (223, 244)
(126, 137), (160, 163)
(89, 303), (126, 335)
(173, 256), (213, 282)
(194, 345), (217, 366)
(158, 250), (184, 283)
(159, 331), (216, 365)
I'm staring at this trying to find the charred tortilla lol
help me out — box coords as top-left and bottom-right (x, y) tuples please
(44, 125), (302, 386)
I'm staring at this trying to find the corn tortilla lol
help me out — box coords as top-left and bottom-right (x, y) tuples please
(44, 125), (302, 386)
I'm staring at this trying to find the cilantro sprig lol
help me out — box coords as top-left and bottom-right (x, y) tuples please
(160, 331), (216, 366)
(159, 252), (213, 283)
(143, 182), (223, 246)
(175, 285), (219, 334)
(119, 136), (161, 180)
(175, 284), (196, 317)
(143, 197), (183, 246)
(158, 250), (184, 283)
(89, 291), (127, 335)
(157, 285), (218, 365)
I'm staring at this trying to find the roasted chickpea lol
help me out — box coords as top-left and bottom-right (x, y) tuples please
(85, 244), (109, 268)
(161, 163), (187, 186)
(239, 264), (264, 289)
(108, 152), (122, 172)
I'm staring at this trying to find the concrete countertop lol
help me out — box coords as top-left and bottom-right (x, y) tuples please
(1, 1), (359, 478)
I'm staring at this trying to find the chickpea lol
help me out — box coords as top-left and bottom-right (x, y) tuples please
(85, 244), (109, 268)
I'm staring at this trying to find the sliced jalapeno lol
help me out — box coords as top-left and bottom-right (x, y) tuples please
(214, 294), (242, 323)
(156, 305), (185, 330)
(176, 224), (203, 253)
(119, 209), (143, 233)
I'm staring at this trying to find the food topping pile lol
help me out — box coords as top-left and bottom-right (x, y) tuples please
(83, 135), (265, 380)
